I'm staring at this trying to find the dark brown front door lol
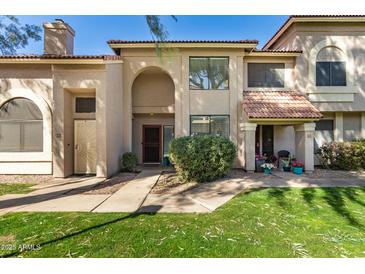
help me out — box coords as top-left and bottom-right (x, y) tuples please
(143, 125), (161, 163)
(262, 125), (274, 157)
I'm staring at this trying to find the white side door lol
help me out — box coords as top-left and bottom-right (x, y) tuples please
(74, 120), (96, 174)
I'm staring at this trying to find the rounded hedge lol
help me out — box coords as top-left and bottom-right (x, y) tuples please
(121, 152), (138, 172)
(319, 141), (365, 170)
(169, 135), (236, 183)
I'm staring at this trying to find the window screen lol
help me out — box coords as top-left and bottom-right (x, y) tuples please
(75, 98), (96, 113)
(189, 57), (229, 90)
(248, 63), (285, 87)
(0, 98), (43, 152)
(316, 62), (346, 86)
(190, 115), (229, 138)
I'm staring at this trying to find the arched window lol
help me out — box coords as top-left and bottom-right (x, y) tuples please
(316, 46), (346, 86)
(0, 98), (43, 152)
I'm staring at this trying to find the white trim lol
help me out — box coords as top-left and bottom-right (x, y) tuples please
(307, 39), (357, 101)
(0, 89), (52, 164)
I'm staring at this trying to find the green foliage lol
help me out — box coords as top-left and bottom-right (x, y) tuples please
(121, 152), (138, 172)
(0, 16), (41, 55)
(169, 135), (236, 183)
(1, 187), (365, 257)
(319, 141), (365, 170)
(0, 183), (34, 196)
(145, 15), (177, 58)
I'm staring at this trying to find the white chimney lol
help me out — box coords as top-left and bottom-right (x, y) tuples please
(43, 19), (75, 55)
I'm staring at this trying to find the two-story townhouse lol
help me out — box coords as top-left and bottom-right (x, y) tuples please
(0, 16), (363, 178)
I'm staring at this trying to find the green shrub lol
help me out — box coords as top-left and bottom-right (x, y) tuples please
(169, 135), (236, 183)
(319, 141), (365, 170)
(121, 152), (138, 172)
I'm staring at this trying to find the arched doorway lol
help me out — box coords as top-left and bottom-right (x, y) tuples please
(131, 67), (175, 164)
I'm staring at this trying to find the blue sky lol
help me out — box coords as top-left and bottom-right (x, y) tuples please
(16, 16), (288, 55)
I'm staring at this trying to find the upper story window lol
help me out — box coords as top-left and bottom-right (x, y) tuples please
(0, 98), (43, 152)
(247, 63), (285, 88)
(75, 97), (96, 113)
(316, 47), (346, 86)
(189, 57), (229, 90)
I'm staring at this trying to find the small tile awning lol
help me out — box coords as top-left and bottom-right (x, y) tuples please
(242, 91), (323, 120)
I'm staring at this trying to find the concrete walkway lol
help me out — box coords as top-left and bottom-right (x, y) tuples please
(93, 169), (161, 212)
(1, 170), (365, 215)
(0, 177), (104, 215)
(140, 172), (365, 213)
(0, 169), (161, 215)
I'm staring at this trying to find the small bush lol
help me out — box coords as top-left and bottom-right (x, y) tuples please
(319, 141), (365, 170)
(169, 135), (236, 183)
(121, 152), (138, 172)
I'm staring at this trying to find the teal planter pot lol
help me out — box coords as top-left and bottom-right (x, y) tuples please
(264, 168), (272, 175)
(293, 167), (303, 175)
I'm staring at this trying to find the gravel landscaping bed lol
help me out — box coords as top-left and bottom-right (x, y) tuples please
(74, 172), (138, 195)
(0, 175), (54, 185)
(151, 169), (248, 195)
(150, 171), (198, 194)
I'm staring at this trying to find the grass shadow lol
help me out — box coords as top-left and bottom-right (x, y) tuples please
(1, 205), (162, 258)
(322, 188), (364, 229)
(267, 188), (291, 208)
(301, 188), (316, 206)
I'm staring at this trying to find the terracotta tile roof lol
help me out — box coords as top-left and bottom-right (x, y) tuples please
(252, 49), (302, 53)
(107, 39), (259, 44)
(242, 91), (323, 119)
(0, 54), (121, 60)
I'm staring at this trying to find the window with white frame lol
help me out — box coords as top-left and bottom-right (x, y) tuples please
(316, 47), (346, 86)
(0, 98), (43, 152)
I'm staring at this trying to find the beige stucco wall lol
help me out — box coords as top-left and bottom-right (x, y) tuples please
(132, 114), (174, 164)
(0, 64), (53, 174)
(0, 62), (125, 178)
(104, 63), (124, 176)
(273, 126), (296, 156)
(271, 23), (365, 112)
(132, 68), (175, 114)
(120, 47), (302, 169)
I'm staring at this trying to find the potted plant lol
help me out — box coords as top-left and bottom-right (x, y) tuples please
(255, 154), (266, 172)
(281, 158), (291, 172)
(261, 163), (275, 175)
(292, 161), (304, 175)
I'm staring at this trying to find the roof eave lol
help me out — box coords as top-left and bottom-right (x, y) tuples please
(247, 117), (321, 123)
(263, 16), (365, 50)
(108, 42), (258, 49)
(0, 59), (123, 65)
(247, 51), (302, 57)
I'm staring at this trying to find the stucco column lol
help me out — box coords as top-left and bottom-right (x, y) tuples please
(335, 112), (343, 142)
(239, 122), (257, 172)
(361, 112), (365, 139)
(294, 123), (316, 173)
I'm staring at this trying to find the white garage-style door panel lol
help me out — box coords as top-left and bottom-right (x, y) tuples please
(74, 120), (96, 174)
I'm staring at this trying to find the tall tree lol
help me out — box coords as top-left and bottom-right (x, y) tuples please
(0, 16), (42, 55)
(146, 15), (177, 57)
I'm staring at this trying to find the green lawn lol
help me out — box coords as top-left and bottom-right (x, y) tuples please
(1, 187), (365, 258)
(0, 183), (35, 196)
